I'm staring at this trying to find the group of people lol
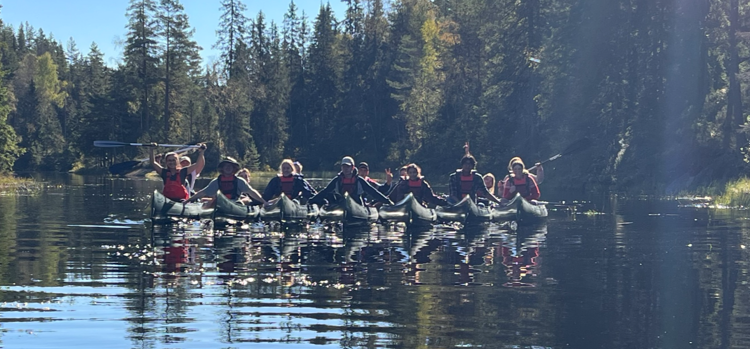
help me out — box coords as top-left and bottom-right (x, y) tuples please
(150, 144), (315, 208)
(149, 142), (542, 210)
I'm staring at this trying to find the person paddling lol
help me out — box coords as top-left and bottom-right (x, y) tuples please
(389, 163), (448, 207)
(309, 156), (394, 206)
(262, 159), (316, 203)
(149, 143), (206, 202)
(502, 157), (540, 202)
(448, 154), (501, 205)
(186, 157), (266, 206)
(498, 156), (544, 192)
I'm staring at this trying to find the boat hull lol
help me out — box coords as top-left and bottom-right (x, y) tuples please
(436, 196), (493, 225)
(151, 190), (213, 223)
(260, 195), (319, 222)
(319, 192), (378, 225)
(213, 191), (261, 222)
(379, 193), (437, 226)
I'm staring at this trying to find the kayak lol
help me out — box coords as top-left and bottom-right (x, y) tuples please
(213, 191), (261, 222)
(378, 193), (437, 226)
(436, 196), (494, 225)
(319, 192), (378, 225)
(493, 193), (548, 225)
(260, 194), (320, 222)
(151, 190), (213, 222)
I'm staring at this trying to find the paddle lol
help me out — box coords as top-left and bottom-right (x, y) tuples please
(528, 138), (591, 171)
(107, 145), (200, 175)
(94, 140), (200, 148)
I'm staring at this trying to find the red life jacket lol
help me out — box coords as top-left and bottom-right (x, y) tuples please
(341, 176), (357, 196)
(408, 178), (423, 197)
(509, 175), (533, 199)
(460, 174), (474, 198)
(162, 168), (189, 201)
(219, 175), (239, 199)
(280, 175), (295, 198)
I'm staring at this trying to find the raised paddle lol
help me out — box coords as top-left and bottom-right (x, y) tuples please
(94, 140), (201, 148)
(107, 145), (200, 175)
(528, 137), (592, 171)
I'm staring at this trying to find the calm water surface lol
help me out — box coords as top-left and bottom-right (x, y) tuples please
(0, 174), (747, 349)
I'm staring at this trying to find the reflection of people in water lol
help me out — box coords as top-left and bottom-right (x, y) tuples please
(501, 243), (539, 287)
(162, 238), (191, 274)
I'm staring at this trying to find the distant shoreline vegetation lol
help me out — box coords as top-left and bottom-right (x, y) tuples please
(0, 174), (42, 195)
(716, 177), (750, 207)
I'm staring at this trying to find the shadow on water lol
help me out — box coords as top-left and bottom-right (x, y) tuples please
(2, 174), (750, 348)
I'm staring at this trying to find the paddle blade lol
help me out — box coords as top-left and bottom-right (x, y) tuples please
(94, 140), (130, 147)
(561, 137), (592, 156)
(109, 161), (142, 175)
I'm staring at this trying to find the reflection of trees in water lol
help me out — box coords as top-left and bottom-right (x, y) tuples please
(689, 209), (750, 349)
(0, 197), (17, 284)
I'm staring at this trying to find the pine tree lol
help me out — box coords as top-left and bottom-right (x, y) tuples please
(124, 0), (159, 136)
(156, 0), (202, 139)
(304, 4), (342, 167)
(215, 0), (249, 77)
(249, 18), (289, 167)
(282, 2), (309, 158)
(0, 52), (23, 172)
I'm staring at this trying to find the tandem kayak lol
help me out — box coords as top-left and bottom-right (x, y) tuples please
(151, 190), (213, 222)
(213, 191), (261, 222)
(260, 194), (319, 222)
(378, 193), (437, 226)
(493, 193), (548, 225)
(319, 192), (378, 225)
(436, 196), (494, 225)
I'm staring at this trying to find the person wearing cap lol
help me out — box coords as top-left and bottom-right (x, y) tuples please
(262, 159), (316, 203)
(179, 155), (205, 195)
(501, 157), (540, 201)
(357, 162), (393, 195)
(186, 157), (266, 205)
(309, 156), (394, 206)
(149, 143), (206, 201)
(448, 154), (501, 205)
(389, 163), (448, 207)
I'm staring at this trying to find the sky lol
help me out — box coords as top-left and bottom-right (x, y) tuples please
(1, 0), (347, 66)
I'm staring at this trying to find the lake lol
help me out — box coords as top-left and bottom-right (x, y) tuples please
(0, 173), (745, 349)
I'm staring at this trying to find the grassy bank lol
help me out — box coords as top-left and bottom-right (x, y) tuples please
(716, 177), (750, 207)
(0, 174), (42, 195)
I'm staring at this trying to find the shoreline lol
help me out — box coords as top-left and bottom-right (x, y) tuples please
(0, 174), (43, 195)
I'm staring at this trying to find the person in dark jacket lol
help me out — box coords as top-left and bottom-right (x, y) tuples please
(310, 156), (394, 206)
(390, 163), (448, 207)
(357, 161), (393, 198)
(262, 159), (316, 203)
(448, 154), (501, 204)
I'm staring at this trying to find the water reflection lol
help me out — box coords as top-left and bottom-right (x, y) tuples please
(4, 175), (750, 348)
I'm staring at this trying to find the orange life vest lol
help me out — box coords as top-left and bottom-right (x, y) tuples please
(280, 175), (295, 198)
(408, 178), (423, 197)
(162, 168), (189, 201)
(341, 176), (357, 196)
(460, 174), (474, 198)
(509, 175), (532, 198)
(219, 175), (239, 199)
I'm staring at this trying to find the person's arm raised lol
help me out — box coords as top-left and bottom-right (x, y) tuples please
(187, 143), (206, 175)
(149, 143), (164, 173)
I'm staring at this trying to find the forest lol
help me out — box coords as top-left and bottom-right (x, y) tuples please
(0, 0), (746, 195)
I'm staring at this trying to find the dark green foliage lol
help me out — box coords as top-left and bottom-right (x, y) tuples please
(0, 0), (749, 194)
